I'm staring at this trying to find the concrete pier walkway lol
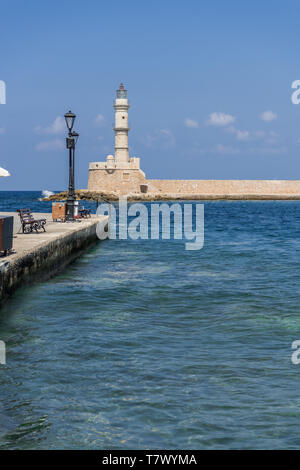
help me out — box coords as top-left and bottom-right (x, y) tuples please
(0, 212), (109, 302)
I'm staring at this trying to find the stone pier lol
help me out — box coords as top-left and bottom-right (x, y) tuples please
(0, 212), (109, 302)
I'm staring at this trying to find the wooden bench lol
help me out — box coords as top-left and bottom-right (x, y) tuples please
(17, 209), (47, 233)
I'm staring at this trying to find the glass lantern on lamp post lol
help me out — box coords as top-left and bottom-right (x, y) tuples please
(64, 110), (76, 133)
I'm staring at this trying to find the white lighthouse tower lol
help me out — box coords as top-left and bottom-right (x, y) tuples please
(114, 83), (130, 163)
(88, 83), (146, 193)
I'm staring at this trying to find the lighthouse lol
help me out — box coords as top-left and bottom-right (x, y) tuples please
(114, 83), (130, 163)
(88, 83), (146, 194)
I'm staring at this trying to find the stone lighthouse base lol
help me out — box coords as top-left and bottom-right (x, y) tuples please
(88, 156), (147, 195)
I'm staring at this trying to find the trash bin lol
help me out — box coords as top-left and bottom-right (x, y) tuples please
(0, 216), (13, 255)
(52, 202), (66, 221)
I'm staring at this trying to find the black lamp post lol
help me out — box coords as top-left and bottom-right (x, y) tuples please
(64, 111), (79, 220)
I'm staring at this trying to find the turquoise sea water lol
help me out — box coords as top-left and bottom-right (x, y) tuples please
(1, 192), (300, 449)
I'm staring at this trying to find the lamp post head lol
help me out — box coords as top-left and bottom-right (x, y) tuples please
(64, 110), (76, 132)
(66, 131), (79, 149)
(71, 131), (79, 145)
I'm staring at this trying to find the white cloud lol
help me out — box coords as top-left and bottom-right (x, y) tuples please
(260, 110), (277, 122)
(184, 118), (199, 128)
(226, 126), (249, 141)
(35, 139), (64, 151)
(35, 116), (65, 135)
(94, 114), (105, 127)
(207, 112), (235, 126)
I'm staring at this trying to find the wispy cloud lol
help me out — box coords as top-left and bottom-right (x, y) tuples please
(251, 146), (287, 155)
(184, 118), (199, 128)
(226, 126), (249, 141)
(193, 143), (240, 155)
(260, 110), (277, 122)
(35, 139), (64, 151)
(94, 114), (105, 127)
(227, 126), (279, 143)
(35, 116), (65, 135)
(145, 129), (175, 148)
(235, 130), (249, 141)
(193, 141), (286, 156)
(264, 131), (279, 145)
(0, 127), (5, 135)
(207, 112), (235, 126)
(216, 144), (240, 154)
(253, 130), (266, 138)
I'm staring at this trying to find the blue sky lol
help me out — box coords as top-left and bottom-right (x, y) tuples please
(1, 0), (300, 190)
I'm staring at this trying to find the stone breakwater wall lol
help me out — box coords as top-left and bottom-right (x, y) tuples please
(146, 179), (300, 196)
(45, 184), (300, 202)
(0, 214), (108, 302)
(87, 170), (300, 198)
